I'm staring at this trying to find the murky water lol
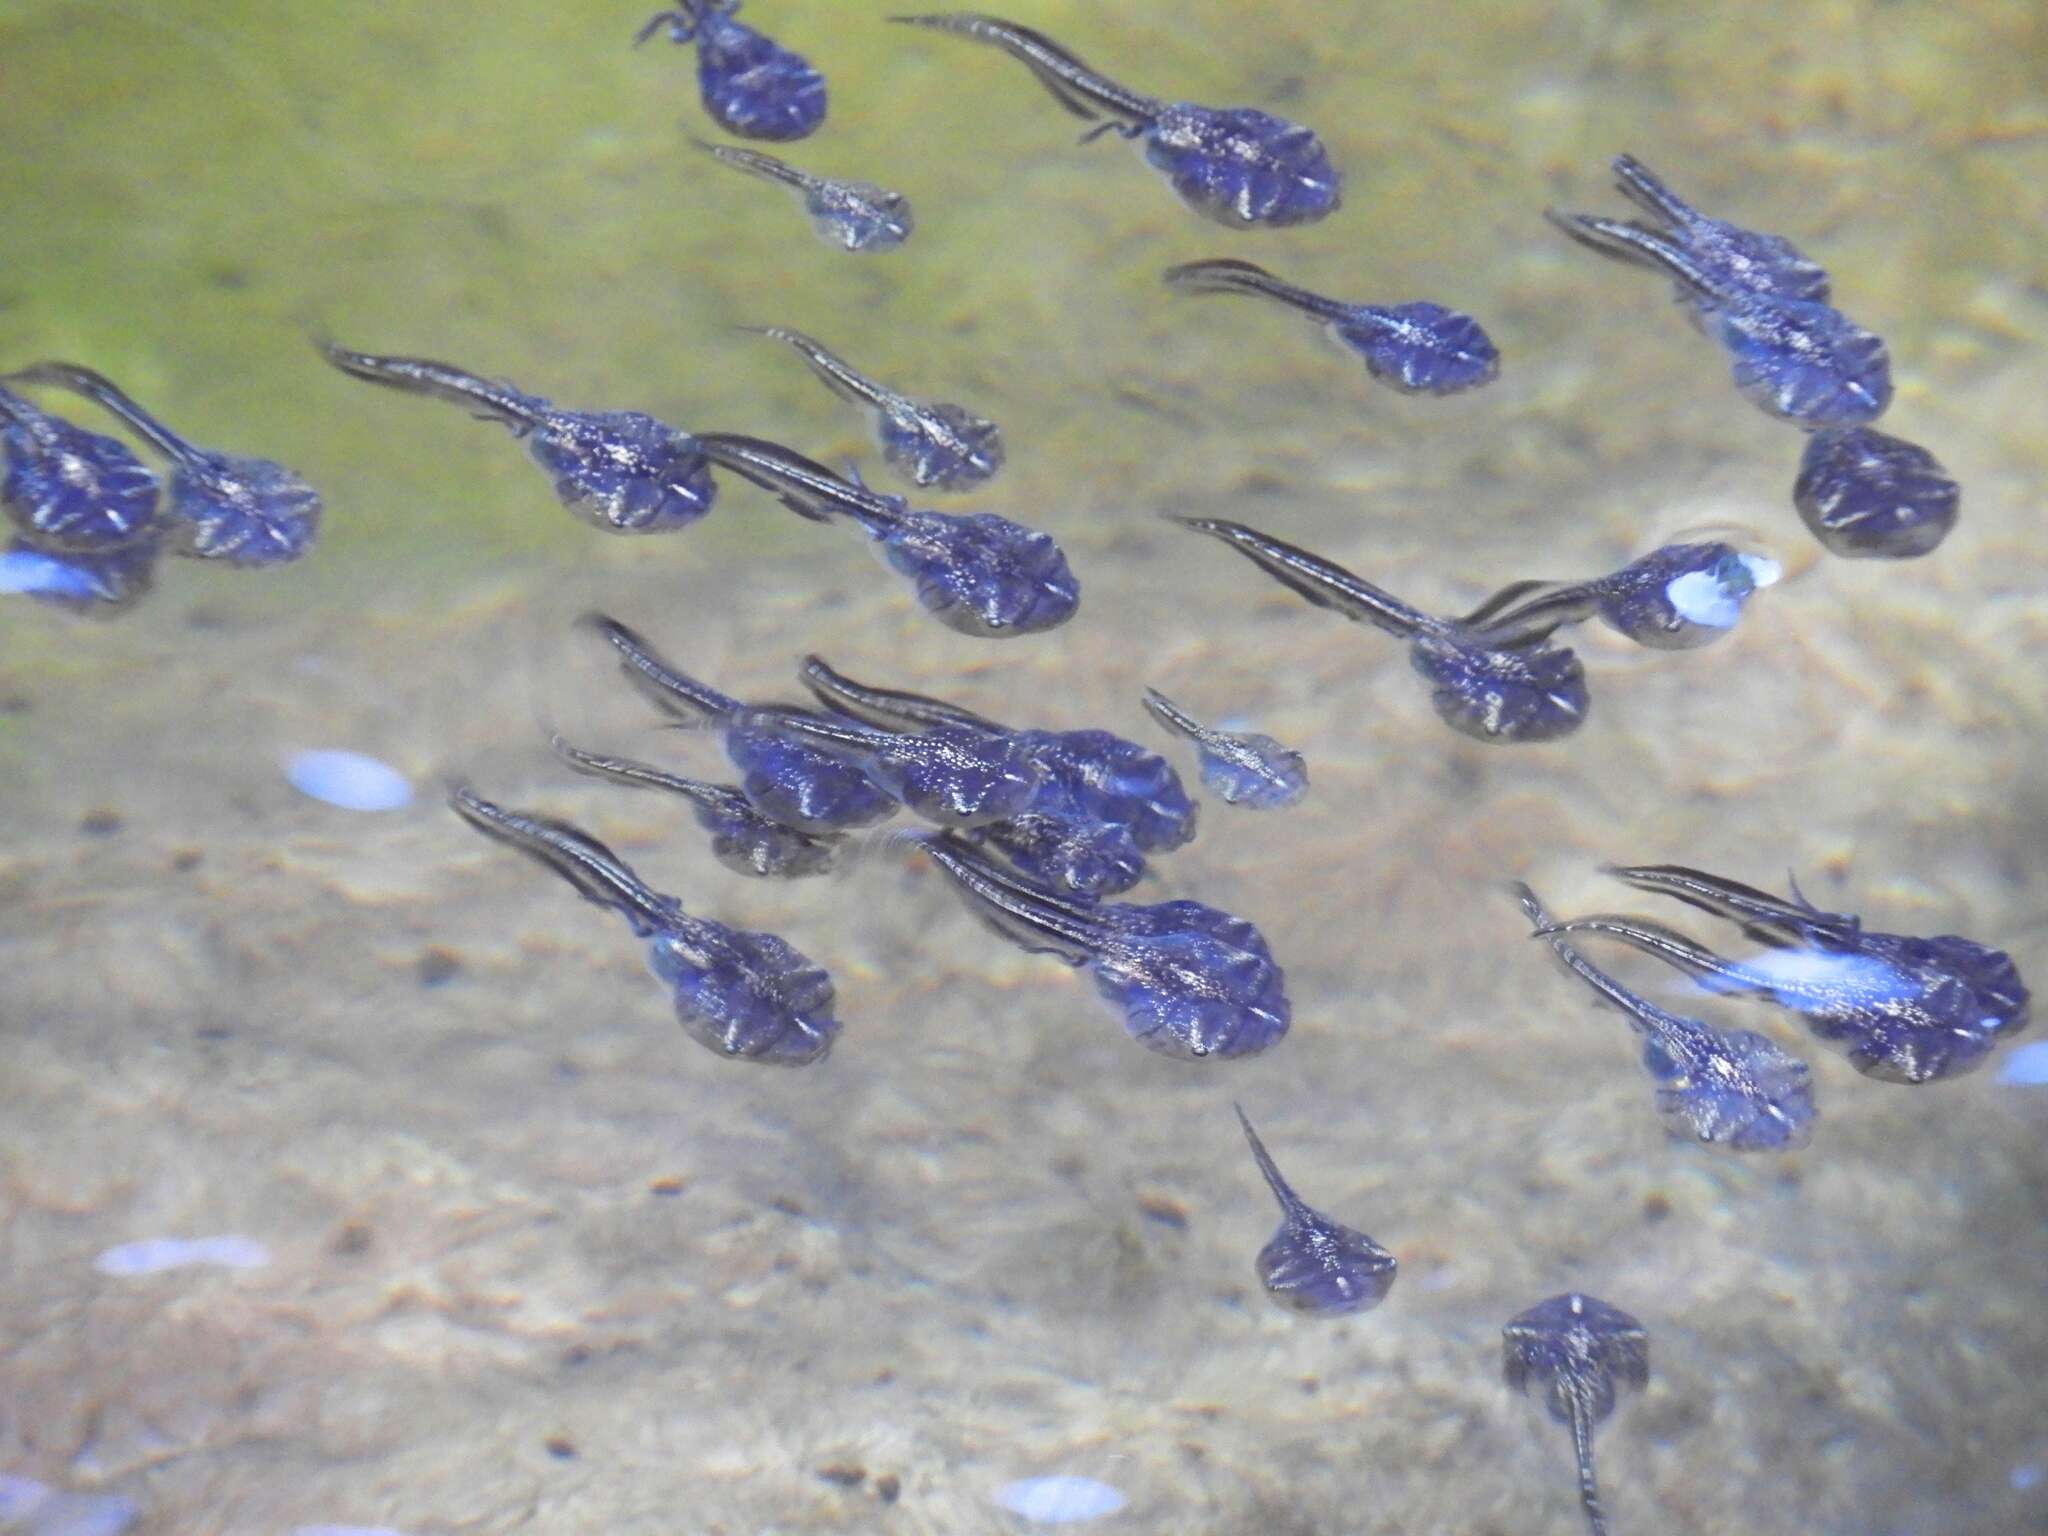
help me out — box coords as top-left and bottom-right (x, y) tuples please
(2, 2), (2046, 1533)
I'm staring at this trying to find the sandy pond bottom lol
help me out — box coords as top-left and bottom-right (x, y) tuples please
(1, 406), (2045, 1536)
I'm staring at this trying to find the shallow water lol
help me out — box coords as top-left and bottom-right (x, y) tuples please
(2, 2), (2046, 1533)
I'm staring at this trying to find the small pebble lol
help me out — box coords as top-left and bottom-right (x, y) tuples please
(1995, 1041), (2048, 1087)
(93, 1235), (270, 1276)
(284, 750), (414, 812)
(995, 1475), (1127, 1525)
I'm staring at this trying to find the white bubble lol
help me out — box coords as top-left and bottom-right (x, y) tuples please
(0, 551), (96, 600)
(1663, 570), (1744, 629)
(995, 1475), (1127, 1524)
(1995, 1041), (2048, 1087)
(284, 750), (414, 812)
(92, 1235), (270, 1276)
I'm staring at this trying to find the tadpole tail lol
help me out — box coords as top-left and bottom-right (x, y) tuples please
(1543, 210), (1719, 302)
(799, 655), (992, 732)
(1568, 1402), (1609, 1536)
(693, 432), (892, 526)
(915, 830), (1103, 965)
(696, 138), (811, 189)
(741, 326), (893, 409)
(578, 612), (741, 721)
(1609, 153), (1692, 229)
(448, 782), (678, 937)
(1232, 1103), (1299, 1213)
(1539, 911), (1759, 995)
(889, 14), (1160, 125)
(3, 362), (198, 464)
(315, 340), (544, 431)
(1602, 863), (1833, 947)
(1169, 515), (1431, 639)
(1163, 259), (1345, 322)
(549, 732), (726, 811)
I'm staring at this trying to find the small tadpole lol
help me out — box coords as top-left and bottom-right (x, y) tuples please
(744, 326), (1003, 491)
(692, 434), (1077, 637)
(1503, 1292), (1649, 1536)
(1235, 1104), (1394, 1317)
(1512, 880), (1818, 1151)
(635, 0), (827, 142)
(1142, 688), (1307, 809)
(696, 141), (913, 252)
(1164, 258), (1499, 396)
(1171, 515), (1589, 746)
(890, 14), (1340, 229)
(317, 341), (715, 534)
(1792, 425), (1959, 560)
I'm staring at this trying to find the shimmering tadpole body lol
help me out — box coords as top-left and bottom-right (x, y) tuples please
(1142, 689), (1307, 809)
(1555, 864), (2031, 1085)
(1173, 515), (1588, 745)
(550, 734), (841, 879)
(1793, 425), (1959, 559)
(318, 342), (715, 533)
(746, 327), (1003, 491)
(1545, 198), (1890, 428)
(0, 385), (159, 551)
(732, 705), (1043, 829)
(1163, 259), (1499, 396)
(696, 142), (912, 252)
(693, 433), (1077, 637)
(1514, 882), (1817, 1151)
(1503, 1292), (1649, 1536)
(798, 656), (1193, 897)
(1462, 541), (1781, 652)
(1235, 1105), (1395, 1316)
(448, 785), (841, 1065)
(635, 1), (826, 141)
(6, 363), (322, 567)
(582, 614), (899, 835)
(1609, 154), (1831, 306)
(890, 14), (1340, 229)
(913, 833), (1288, 1060)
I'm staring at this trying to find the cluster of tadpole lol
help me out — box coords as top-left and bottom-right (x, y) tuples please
(0, 366), (320, 615)
(11, 8), (2028, 1534)
(453, 615), (1291, 1066)
(1550, 155), (1960, 559)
